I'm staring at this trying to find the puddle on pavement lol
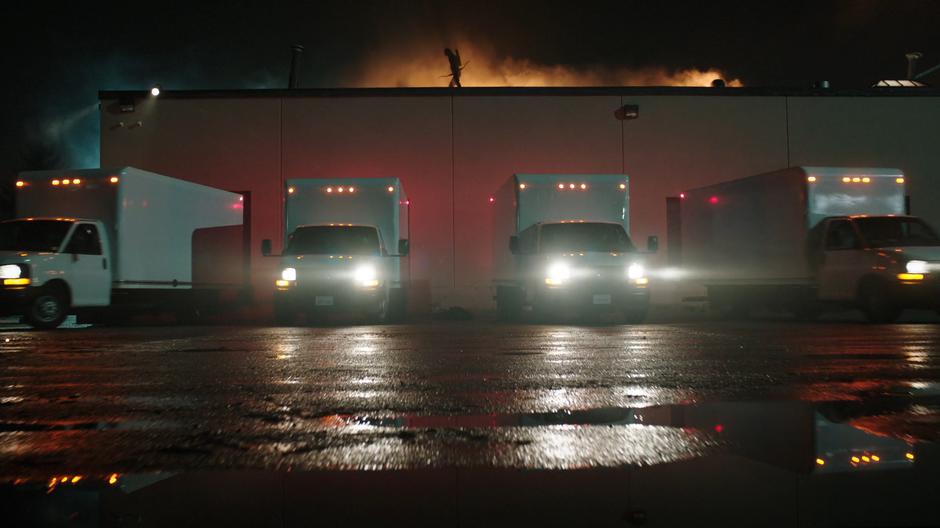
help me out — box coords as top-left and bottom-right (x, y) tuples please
(1, 399), (937, 526)
(2, 444), (938, 528)
(0, 419), (179, 432)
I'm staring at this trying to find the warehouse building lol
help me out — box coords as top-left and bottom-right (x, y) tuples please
(98, 86), (940, 312)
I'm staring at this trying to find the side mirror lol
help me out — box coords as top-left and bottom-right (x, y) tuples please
(398, 239), (410, 256)
(509, 236), (520, 255)
(261, 239), (272, 256)
(647, 235), (659, 253)
(71, 253), (79, 262)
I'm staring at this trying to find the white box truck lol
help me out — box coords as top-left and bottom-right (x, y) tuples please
(0, 167), (247, 328)
(263, 178), (410, 323)
(492, 174), (657, 322)
(679, 166), (940, 322)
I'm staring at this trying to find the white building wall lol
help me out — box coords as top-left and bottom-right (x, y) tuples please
(99, 90), (940, 313)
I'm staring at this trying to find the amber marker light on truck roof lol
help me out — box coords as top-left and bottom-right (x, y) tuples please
(73, 178), (81, 184)
(15, 180), (25, 187)
(862, 177), (870, 183)
(619, 183), (626, 190)
(288, 187), (295, 194)
(110, 176), (120, 183)
(897, 177), (905, 184)
(807, 176), (817, 182)
(842, 177), (851, 183)
(51, 180), (60, 186)
(898, 273), (924, 281)
(387, 186), (395, 192)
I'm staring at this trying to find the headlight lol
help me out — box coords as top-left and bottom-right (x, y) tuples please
(906, 260), (928, 274)
(545, 262), (571, 286)
(353, 265), (379, 287)
(281, 267), (297, 281)
(627, 263), (645, 280)
(0, 264), (23, 279)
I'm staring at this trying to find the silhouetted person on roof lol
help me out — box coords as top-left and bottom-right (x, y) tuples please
(444, 48), (463, 87)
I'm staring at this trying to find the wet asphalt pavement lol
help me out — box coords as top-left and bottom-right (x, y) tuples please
(2, 321), (940, 526)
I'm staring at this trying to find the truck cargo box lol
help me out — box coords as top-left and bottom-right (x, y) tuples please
(492, 174), (630, 281)
(284, 178), (408, 255)
(16, 167), (245, 289)
(680, 167), (906, 285)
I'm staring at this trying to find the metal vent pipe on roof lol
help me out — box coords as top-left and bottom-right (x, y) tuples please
(288, 44), (304, 89)
(906, 52), (923, 79)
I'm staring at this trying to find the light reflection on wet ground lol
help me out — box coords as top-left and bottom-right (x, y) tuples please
(1, 322), (939, 524)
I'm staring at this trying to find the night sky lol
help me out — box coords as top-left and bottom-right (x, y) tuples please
(2, 0), (938, 190)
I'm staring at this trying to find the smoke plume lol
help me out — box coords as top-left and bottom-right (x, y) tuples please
(352, 41), (742, 88)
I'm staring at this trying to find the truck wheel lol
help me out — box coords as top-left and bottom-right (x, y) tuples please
(25, 286), (69, 329)
(860, 283), (901, 324)
(175, 305), (203, 325)
(713, 302), (748, 320)
(496, 286), (523, 321)
(388, 288), (407, 322)
(623, 306), (649, 324)
(273, 301), (295, 326)
(373, 293), (390, 324)
(792, 301), (822, 322)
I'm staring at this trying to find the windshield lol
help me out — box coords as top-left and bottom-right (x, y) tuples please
(0, 220), (73, 252)
(540, 223), (635, 253)
(285, 226), (381, 255)
(854, 217), (940, 247)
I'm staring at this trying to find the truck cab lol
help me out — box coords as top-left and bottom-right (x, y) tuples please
(499, 220), (652, 322)
(272, 224), (407, 323)
(0, 218), (111, 328)
(810, 215), (940, 322)
(267, 178), (410, 324)
(492, 174), (654, 323)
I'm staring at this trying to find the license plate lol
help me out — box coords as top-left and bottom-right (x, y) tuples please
(315, 296), (334, 306)
(592, 294), (612, 305)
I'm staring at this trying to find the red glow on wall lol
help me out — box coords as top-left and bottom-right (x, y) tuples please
(488, 197), (495, 203)
(679, 193), (686, 199)
(714, 424), (724, 433)
(709, 196), (719, 204)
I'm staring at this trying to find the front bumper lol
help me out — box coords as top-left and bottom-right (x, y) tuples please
(275, 283), (386, 313)
(886, 276), (940, 308)
(535, 280), (649, 312)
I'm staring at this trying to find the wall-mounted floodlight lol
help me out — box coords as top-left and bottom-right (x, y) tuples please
(118, 96), (135, 113)
(614, 104), (639, 120)
(150, 85), (161, 97)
